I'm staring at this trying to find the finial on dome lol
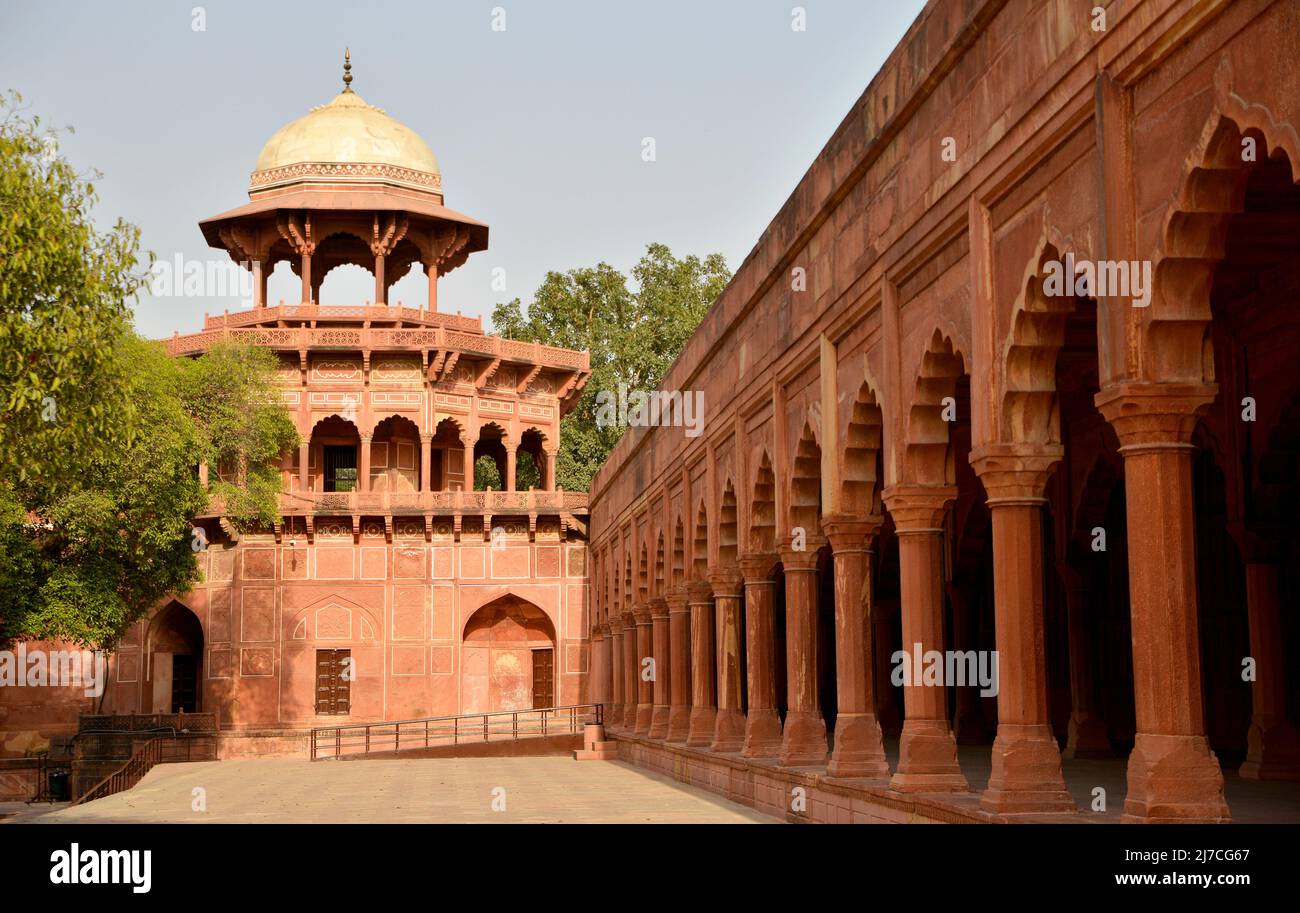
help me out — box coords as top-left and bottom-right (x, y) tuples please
(342, 48), (353, 92)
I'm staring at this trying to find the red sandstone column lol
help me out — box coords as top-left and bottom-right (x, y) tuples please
(427, 263), (439, 312)
(634, 606), (654, 735)
(589, 627), (604, 706)
(740, 554), (782, 757)
(359, 433), (372, 492)
(374, 252), (386, 305)
(778, 539), (828, 767)
(822, 516), (890, 780)
(882, 485), (968, 792)
(505, 443), (517, 492)
(1058, 562), (1111, 759)
(685, 581), (717, 747)
(598, 624), (614, 712)
(621, 611), (639, 731)
(420, 433), (432, 493)
(971, 446), (1075, 813)
(1231, 533), (1300, 780)
(1096, 383), (1229, 822)
(666, 589), (692, 742)
(300, 250), (312, 304)
(649, 598), (671, 739)
(298, 440), (311, 493)
(543, 449), (557, 491)
(608, 617), (624, 732)
(708, 569), (746, 753)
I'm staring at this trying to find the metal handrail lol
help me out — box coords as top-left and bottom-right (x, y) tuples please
(310, 703), (603, 761)
(73, 735), (217, 805)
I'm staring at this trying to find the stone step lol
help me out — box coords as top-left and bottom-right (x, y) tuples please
(572, 748), (619, 761)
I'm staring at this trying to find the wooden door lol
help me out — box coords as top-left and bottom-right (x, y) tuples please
(315, 649), (351, 715)
(531, 648), (554, 709)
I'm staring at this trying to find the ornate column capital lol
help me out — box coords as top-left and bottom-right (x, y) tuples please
(1095, 382), (1218, 450)
(665, 587), (691, 613)
(648, 596), (670, 620)
(686, 579), (714, 604)
(633, 603), (653, 626)
(882, 484), (956, 532)
(778, 538), (822, 571)
(821, 514), (883, 553)
(707, 568), (744, 598)
(608, 616), (624, 635)
(969, 442), (1063, 505)
(738, 552), (777, 583)
(622, 609), (638, 628)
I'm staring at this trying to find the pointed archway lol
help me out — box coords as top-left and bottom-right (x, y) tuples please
(461, 594), (557, 713)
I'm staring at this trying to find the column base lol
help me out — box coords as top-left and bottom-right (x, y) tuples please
(980, 724), (1076, 814)
(827, 713), (890, 780)
(1121, 733), (1230, 823)
(891, 719), (968, 793)
(606, 705), (623, 732)
(778, 709), (827, 767)
(634, 702), (653, 736)
(686, 705), (716, 748)
(666, 705), (691, 742)
(648, 704), (671, 740)
(622, 706), (637, 731)
(1064, 712), (1113, 759)
(709, 707), (746, 753)
(741, 709), (783, 758)
(1239, 719), (1300, 781)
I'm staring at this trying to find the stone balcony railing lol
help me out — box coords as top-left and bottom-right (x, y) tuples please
(166, 324), (590, 372)
(195, 488), (589, 519)
(203, 304), (483, 333)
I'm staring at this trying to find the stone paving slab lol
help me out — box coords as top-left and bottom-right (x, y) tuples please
(14, 758), (777, 824)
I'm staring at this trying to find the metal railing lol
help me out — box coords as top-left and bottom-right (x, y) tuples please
(73, 735), (218, 806)
(78, 712), (218, 733)
(310, 703), (603, 761)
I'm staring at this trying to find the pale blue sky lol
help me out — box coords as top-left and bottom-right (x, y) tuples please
(0, 0), (927, 338)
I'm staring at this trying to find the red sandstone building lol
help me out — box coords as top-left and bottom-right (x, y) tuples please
(3, 0), (1300, 826)
(1, 65), (592, 761)
(586, 0), (1300, 823)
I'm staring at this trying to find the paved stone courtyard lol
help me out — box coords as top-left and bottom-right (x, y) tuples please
(11, 757), (775, 824)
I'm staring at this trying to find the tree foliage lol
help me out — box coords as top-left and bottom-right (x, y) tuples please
(492, 243), (729, 491)
(0, 96), (297, 648)
(0, 91), (142, 490)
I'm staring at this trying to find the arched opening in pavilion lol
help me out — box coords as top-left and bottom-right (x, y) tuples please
(370, 415), (421, 492)
(517, 428), (546, 490)
(309, 414), (361, 492)
(430, 416), (466, 490)
(473, 422), (508, 490)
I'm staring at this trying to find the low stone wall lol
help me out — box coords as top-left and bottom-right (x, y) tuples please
(216, 730), (311, 759)
(613, 734), (993, 824)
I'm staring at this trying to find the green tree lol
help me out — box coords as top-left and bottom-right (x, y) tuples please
(492, 243), (729, 491)
(473, 454), (502, 491)
(179, 342), (299, 530)
(0, 92), (142, 491)
(0, 96), (298, 648)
